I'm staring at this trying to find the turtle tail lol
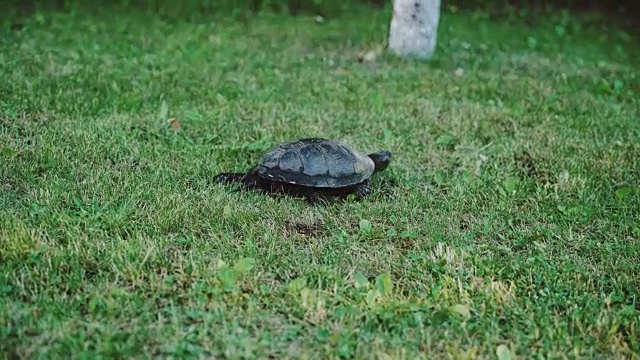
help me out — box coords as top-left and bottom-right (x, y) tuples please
(214, 172), (246, 184)
(214, 172), (260, 190)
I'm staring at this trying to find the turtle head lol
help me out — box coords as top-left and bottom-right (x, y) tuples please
(368, 150), (392, 173)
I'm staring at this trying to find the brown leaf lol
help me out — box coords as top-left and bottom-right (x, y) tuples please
(168, 118), (180, 131)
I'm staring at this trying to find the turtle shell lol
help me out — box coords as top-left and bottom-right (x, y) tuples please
(252, 138), (375, 188)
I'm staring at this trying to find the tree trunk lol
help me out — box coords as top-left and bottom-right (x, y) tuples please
(388, 0), (441, 59)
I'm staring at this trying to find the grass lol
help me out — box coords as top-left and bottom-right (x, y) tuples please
(1, 4), (639, 358)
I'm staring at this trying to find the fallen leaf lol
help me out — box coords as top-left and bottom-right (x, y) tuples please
(168, 118), (180, 131)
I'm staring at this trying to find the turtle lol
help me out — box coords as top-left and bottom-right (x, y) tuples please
(214, 138), (392, 202)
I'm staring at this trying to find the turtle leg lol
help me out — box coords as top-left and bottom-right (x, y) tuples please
(214, 172), (246, 184)
(305, 190), (331, 206)
(354, 181), (371, 200)
(239, 173), (261, 190)
(214, 172), (260, 192)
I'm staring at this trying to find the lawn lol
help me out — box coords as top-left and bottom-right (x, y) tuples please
(1, 4), (639, 358)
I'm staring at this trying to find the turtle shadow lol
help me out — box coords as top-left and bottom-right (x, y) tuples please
(214, 180), (393, 206)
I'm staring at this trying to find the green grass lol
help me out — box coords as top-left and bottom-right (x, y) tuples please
(1, 5), (639, 359)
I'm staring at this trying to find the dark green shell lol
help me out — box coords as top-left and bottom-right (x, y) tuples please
(252, 138), (375, 188)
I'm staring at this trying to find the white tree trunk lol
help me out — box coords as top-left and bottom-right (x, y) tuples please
(388, 0), (441, 59)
